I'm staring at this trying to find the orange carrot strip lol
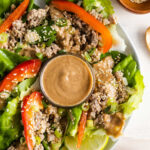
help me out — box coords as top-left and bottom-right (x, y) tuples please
(77, 111), (88, 148)
(0, 0), (30, 34)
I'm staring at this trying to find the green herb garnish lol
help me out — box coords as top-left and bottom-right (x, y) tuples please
(56, 18), (68, 27)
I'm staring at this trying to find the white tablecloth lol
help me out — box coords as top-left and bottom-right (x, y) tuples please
(111, 0), (150, 149)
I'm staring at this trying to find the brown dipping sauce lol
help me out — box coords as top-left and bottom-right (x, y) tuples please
(40, 54), (94, 107)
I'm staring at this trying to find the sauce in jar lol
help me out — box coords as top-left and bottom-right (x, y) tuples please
(40, 54), (94, 107)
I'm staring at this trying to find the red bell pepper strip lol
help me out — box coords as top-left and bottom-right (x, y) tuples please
(0, 0), (30, 34)
(51, 0), (112, 53)
(0, 59), (42, 92)
(77, 111), (88, 148)
(22, 91), (43, 150)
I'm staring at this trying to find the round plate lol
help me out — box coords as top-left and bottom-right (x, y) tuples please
(35, 0), (140, 149)
(104, 24), (140, 150)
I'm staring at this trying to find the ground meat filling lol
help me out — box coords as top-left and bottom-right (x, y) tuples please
(49, 5), (101, 55)
(2, 19), (27, 51)
(115, 71), (129, 103)
(5, 3), (130, 150)
(62, 10), (100, 52)
(7, 143), (28, 150)
(0, 5), (102, 60)
(88, 56), (128, 128)
(32, 105), (63, 148)
(8, 104), (63, 150)
(103, 112), (125, 137)
(27, 7), (49, 28)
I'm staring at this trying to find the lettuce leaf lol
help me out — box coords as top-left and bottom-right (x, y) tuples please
(0, 49), (30, 79)
(12, 77), (36, 99)
(0, 0), (23, 17)
(104, 98), (118, 114)
(113, 55), (144, 117)
(0, 0), (38, 17)
(113, 55), (133, 73)
(119, 70), (144, 117)
(124, 60), (137, 85)
(100, 51), (126, 64)
(83, 0), (114, 18)
(114, 55), (137, 86)
(0, 97), (22, 149)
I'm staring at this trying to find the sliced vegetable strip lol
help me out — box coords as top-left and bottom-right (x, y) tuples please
(22, 92), (43, 150)
(0, 59), (41, 92)
(51, 0), (112, 53)
(77, 111), (88, 148)
(0, 0), (30, 34)
(67, 106), (82, 137)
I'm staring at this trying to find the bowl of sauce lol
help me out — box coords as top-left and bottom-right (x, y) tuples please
(40, 54), (95, 107)
(118, 0), (150, 14)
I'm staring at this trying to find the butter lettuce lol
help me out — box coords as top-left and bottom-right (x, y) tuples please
(0, 49), (30, 79)
(12, 78), (36, 99)
(100, 50), (126, 64)
(104, 98), (118, 114)
(101, 53), (144, 117)
(83, 0), (114, 18)
(119, 70), (144, 117)
(0, 97), (22, 150)
(113, 55), (144, 117)
(113, 55), (133, 73)
(114, 55), (137, 86)
(0, 0), (22, 17)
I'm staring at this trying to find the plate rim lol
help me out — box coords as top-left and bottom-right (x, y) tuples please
(104, 23), (140, 150)
(33, 1), (142, 149)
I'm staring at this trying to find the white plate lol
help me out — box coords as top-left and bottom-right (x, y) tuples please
(105, 24), (140, 150)
(35, 1), (140, 149)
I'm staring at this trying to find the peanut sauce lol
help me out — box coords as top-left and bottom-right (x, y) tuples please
(41, 54), (94, 107)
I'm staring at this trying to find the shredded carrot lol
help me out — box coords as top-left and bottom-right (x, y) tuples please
(77, 111), (88, 148)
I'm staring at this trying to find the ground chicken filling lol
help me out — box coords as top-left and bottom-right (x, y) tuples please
(2, 4), (130, 150)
